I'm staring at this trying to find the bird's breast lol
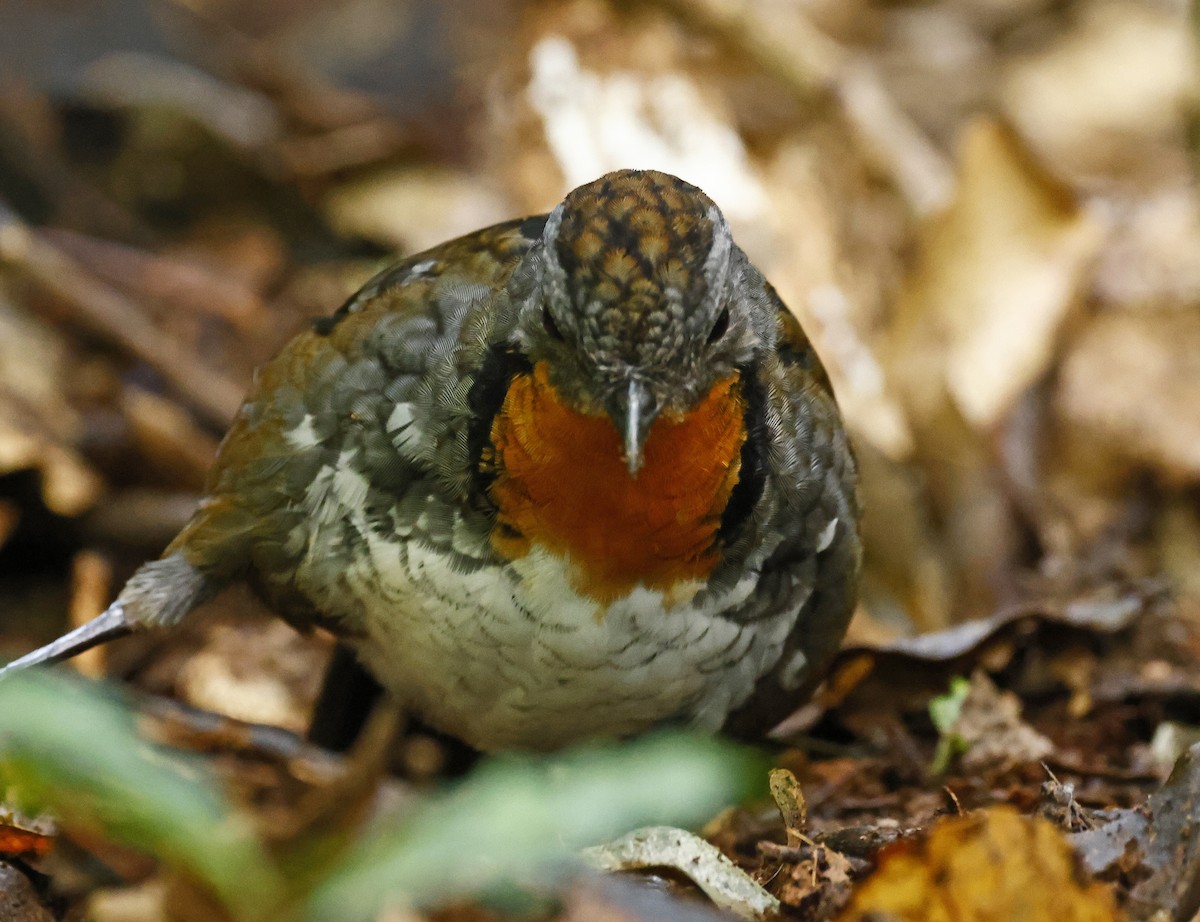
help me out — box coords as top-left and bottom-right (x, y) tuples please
(485, 361), (747, 604)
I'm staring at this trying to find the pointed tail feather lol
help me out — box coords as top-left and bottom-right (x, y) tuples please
(0, 552), (219, 679)
(0, 605), (133, 677)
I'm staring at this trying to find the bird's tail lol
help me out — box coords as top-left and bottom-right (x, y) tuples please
(0, 552), (217, 678)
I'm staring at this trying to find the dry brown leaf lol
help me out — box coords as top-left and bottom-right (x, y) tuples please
(0, 825), (53, 861)
(888, 118), (1103, 432)
(120, 387), (220, 492)
(0, 299), (102, 516)
(0, 296), (73, 420)
(852, 442), (953, 632)
(0, 498), (18, 553)
(836, 806), (1123, 922)
(1056, 310), (1200, 486)
(68, 550), (113, 678)
(773, 841), (856, 917)
(951, 671), (1053, 774)
(1158, 500), (1200, 609)
(1001, 3), (1196, 180)
(323, 166), (511, 253)
(1039, 308), (1200, 551)
(1093, 187), (1200, 310)
(1072, 743), (1200, 920)
(87, 880), (169, 922)
(0, 412), (102, 517)
(175, 620), (329, 734)
(882, 118), (1103, 618)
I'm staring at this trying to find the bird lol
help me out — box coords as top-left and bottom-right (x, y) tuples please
(2, 169), (861, 752)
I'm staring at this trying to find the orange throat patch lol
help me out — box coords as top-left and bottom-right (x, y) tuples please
(486, 361), (747, 604)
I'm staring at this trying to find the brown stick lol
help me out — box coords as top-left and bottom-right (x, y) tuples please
(0, 202), (245, 428)
(69, 550), (113, 678)
(43, 228), (266, 333)
(647, 0), (954, 214)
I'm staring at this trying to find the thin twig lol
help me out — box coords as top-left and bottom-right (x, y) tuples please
(646, 0), (955, 214)
(68, 551), (113, 679)
(43, 228), (266, 333)
(137, 694), (348, 785)
(0, 202), (245, 427)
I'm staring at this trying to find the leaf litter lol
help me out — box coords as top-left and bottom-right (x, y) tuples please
(2, 0), (1200, 920)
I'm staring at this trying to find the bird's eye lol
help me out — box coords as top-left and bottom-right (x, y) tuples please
(542, 305), (565, 341)
(707, 307), (730, 344)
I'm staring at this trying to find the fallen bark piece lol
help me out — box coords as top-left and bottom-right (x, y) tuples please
(951, 670), (1054, 775)
(583, 826), (781, 921)
(0, 862), (55, 922)
(1071, 742), (1200, 921)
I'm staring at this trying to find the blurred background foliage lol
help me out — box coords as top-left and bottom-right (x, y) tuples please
(0, 669), (759, 920)
(0, 0), (1198, 916)
(1, 0), (1197, 662)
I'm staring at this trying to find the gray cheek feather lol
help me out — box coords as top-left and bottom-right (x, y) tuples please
(699, 205), (734, 317)
(536, 204), (573, 322)
(504, 247), (558, 354)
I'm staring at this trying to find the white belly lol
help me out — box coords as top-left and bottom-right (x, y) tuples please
(343, 528), (797, 751)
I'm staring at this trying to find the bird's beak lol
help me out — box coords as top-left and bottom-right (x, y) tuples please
(616, 377), (657, 477)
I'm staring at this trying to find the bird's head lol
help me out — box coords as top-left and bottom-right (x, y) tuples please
(484, 170), (777, 603)
(511, 170), (766, 474)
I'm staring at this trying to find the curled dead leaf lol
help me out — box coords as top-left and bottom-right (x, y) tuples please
(881, 117), (1103, 618)
(837, 807), (1123, 922)
(887, 117), (1104, 433)
(1001, 3), (1196, 179)
(769, 767), (808, 846)
(1056, 310), (1200, 486)
(946, 671), (1053, 775)
(0, 300), (102, 516)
